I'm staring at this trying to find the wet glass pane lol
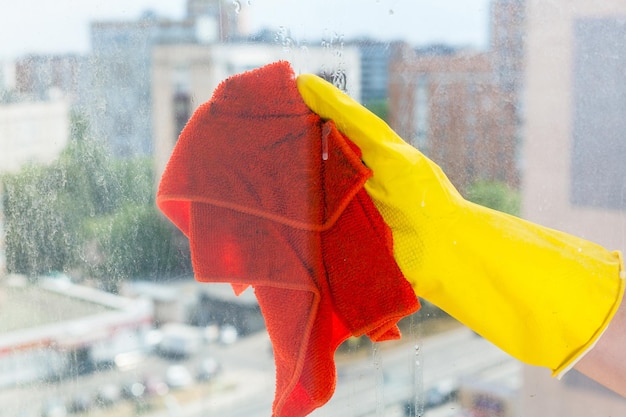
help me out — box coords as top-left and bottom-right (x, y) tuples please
(1, 1), (626, 417)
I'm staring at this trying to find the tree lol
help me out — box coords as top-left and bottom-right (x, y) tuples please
(2, 165), (78, 276)
(364, 99), (389, 122)
(1, 112), (190, 283)
(464, 180), (521, 216)
(85, 204), (190, 292)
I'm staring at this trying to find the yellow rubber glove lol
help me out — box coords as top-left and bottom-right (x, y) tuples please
(297, 73), (625, 377)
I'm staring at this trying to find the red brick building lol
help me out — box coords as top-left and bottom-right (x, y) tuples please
(387, 0), (524, 193)
(388, 48), (518, 193)
(14, 54), (83, 101)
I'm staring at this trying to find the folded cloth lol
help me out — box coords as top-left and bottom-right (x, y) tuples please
(157, 61), (419, 417)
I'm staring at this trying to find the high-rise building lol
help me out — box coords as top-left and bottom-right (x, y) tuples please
(0, 60), (16, 95)
(347, 39), (400, 106)
(14, 54), (84, 102)
(522, 0), (626, 412)
(490, 0), (525, 95)
(187, 0), (243, 41)
(0, 99), (70, 174)
(386, 1), (524, 193)
(151, 42), (361, 181)
(388, 47), (518, 193)
(86, 0), (245, 158)
(87, 13), (196, 157)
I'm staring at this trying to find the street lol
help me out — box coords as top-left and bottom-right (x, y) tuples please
(1, 325), (517, 417)
(152, 326), (515, 417)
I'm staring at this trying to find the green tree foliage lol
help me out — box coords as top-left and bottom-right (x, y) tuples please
(3, 165), (78, 276)
(364, 99), (389, 122)
(85, 205), (190, 292)
(1, 112), (189, 285)
(464, 180), (521, 216)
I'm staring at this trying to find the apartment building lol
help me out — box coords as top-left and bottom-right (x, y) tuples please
(522, 0), (626, 414)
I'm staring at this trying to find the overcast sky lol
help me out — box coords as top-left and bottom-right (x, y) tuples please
(0, 0), (492, 59)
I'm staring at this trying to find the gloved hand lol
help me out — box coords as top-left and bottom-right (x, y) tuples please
(297, 73), (625, 377)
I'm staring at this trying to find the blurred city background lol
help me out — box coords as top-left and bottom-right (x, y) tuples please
(1, 0), (626, 416)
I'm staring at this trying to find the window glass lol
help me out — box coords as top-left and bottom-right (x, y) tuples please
(1, 1), (626, 417)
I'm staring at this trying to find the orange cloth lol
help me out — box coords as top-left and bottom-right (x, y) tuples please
(157, 61), (419, 417)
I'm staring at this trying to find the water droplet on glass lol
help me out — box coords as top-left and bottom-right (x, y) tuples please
(331, 69), (347, 92)
(412, 319), (425, 417)
(232, 0), (241, 13)
(372, 343), (386, 416)
(322, 130), (329, 161)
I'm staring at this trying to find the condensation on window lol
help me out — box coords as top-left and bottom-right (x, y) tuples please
(1, 1), (626, 417)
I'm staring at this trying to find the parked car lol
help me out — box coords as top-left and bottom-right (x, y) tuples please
(424, 379), (459, 409)
(196, 357), (221, 382)
(143, 375), (169, 396)
(403, 380), (459, 416)
(66, 392), (92, 414)
(203, 324), (220, 344)
(165, 365), (193, 389)
(41, 399), (67, 417)
(219, 325), (238, 345)
(121, 381), (146, 401)
(158, 323), (201, 358)
(95, 383), (121, 407)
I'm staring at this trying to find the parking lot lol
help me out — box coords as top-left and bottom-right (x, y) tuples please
(4, 323), (271, 417)
(43, 371), (240, 417)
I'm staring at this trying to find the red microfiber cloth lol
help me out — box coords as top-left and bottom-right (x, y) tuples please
(157, 61), (419, 417)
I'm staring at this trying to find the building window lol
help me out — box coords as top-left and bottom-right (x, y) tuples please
(570, 17), (626, 210)
(173, 90), (191, 139)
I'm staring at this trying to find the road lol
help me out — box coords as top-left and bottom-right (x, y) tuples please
(1, 326), (517, 417)
(311, 327), (514, 417)
(146, 327), (517, 417)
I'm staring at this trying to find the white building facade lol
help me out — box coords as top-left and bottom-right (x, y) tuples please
(152, 42), (361, 180)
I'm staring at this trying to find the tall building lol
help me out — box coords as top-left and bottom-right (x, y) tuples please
(14, 54), (84, 102)
(388, 45), (518, 193)
(490, 0), (525, 95)
(387, 0), (524, 193)
(86, 0), (244, 158)
(152, 42), (361, 181)
(187, 0), (244, 41)
(0, 60), (15, 95)
(0, 99), (70, 174)
(522, 0), (626, 413)
(348, 39), (399, 106)
(87, 14), (195, 157)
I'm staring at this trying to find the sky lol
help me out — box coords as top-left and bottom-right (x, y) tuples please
(0, 0), (492, 60)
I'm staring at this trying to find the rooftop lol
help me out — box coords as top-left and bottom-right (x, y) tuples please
(0, 275), (152, 353)
(0, 281), (113, 333)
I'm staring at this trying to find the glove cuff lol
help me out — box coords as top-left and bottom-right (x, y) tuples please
(553, 250), (625, 378)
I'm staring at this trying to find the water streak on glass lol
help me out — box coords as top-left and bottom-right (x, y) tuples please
(371, 342), (386, 416)
(322, 131), (329, 160)
(412, 315), (425, 417)
(232, 0), (241, 14)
